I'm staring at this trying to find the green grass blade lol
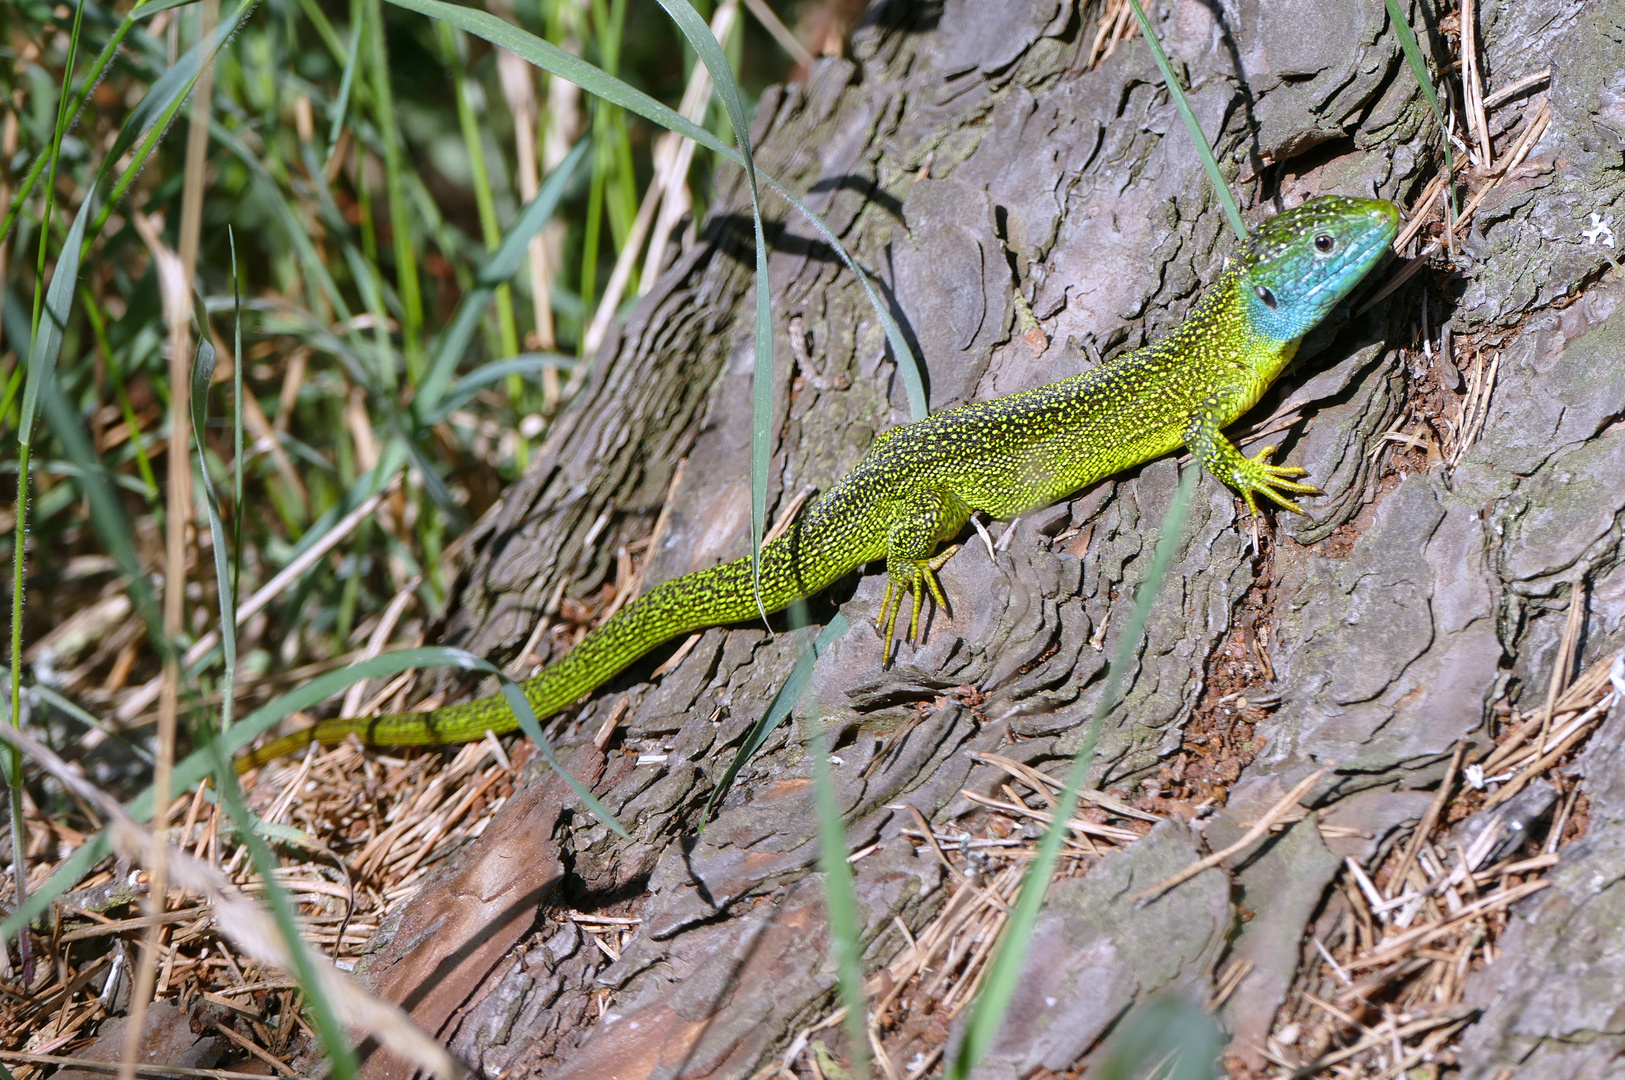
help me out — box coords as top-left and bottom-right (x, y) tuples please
(424, 353), (579, 424)
(40, 375), (167, 651)
(810, 711), (871, 1080)
(416, 139), (588, 415)
(23, 197), (165, 650)
(1096, 995), (1222, 1080)
(189, 336), (239, 730)
(1384, 0), (1456, 217)
(1126, 0), (1245, 243)
(203, 737), (360, 1079)
(326, 5), (365, 162)
(947, 463), (1200, 1080)
(132, 0), (210, 15)
(486, 662), (630, 839)
(10, 184), (95, 918)
(12, 676), (153, 765)
(648, 0), (776, 622)
(17, 161), (95, 451)
(98, 0), (251, 190)
(229, 230), (244, 615)
(437, 22), (520, 361)
(193, 211), (361, 1070)
(383, 0), (928, 423)
(0, 5), (142, 249)
(363, 0), (425, 377)
(704, 613), (848, 824)
(89, 0), (259, 248)
(0, 832), (111, 944)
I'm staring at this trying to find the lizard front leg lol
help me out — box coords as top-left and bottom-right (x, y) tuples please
(877, 487), (972, 664)
(1185, 389), (1320, 515)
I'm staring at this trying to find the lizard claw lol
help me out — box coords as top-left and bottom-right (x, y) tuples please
(877, 545), (961, 665)
(1235, 445), (1320, 517)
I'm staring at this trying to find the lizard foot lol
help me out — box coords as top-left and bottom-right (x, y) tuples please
(1233, 445), (1321, 516)
(877, 544), (960, 665)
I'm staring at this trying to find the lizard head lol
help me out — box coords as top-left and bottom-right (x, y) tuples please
(1238, 195), (1400, 343)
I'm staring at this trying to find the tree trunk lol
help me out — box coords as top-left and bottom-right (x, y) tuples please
(349, 1), (1625, 1077)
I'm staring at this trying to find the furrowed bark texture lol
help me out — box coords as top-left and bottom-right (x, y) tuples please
(345, 1), (1625, 1076)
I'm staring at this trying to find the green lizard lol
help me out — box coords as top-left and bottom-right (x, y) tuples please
(238, 195), (1399, 771)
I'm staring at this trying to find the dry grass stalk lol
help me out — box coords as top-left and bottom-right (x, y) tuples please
(1535, 575), (1588, 752)
(1271, 649), (1622, 1078)
(1368, 97), (1552, 319)
(0, 1050), (275, 1079)
(958, 789), (1140, 845)
(580, 0), (737, 362)
(0, 722), (466, 1079)
(1385, 743), (1465, 900)
(116, 474), (406, 723)
(1135, 768), (1326, 903)
(778, 756), (1159, 1077)
(125, 12), (222, 1053)
(1458, 0), (1492, 168)
(1086, 0), (1138, 69)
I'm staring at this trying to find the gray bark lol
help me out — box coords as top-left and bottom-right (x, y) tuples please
(349, 0), (1625, 1076)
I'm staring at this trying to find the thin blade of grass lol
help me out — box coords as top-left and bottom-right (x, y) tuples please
(1095, 995), (1222, 1080)
(9, 191), (97, 933)
(192, 283), (358, 1070)
(0, 0), (165, 249)
(416, 139), (588, 415)
(229, 230), (244, 614)
(202, 737), (361, 1079)
(88, 0), (259, 247)
(424, 353), (578, 424)
(363, 0), (425, 375)
(97, 0), (254, 198)
(1125, 0), (1245, 243)
(704, 613), (848, 824)
(190, 338), (235, 685)
(648, 0), (775, 622)
(438, 23), (520, 361)
(6, 675), (153, 765)
(1385, 0), (1456, 217)
(39, 369), (166, 648)
(16, 160), (94, 451)
(810, 708), (870, 1080)
(1, 377), (173, 947)
(383, 0), (928, 423)
(326, 7), (365, 163)
(946, 463), (1200, 1080)
(131, 0), (210, 15)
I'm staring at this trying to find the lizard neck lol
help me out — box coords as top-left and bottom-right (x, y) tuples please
(1150, 268), (1300, 401)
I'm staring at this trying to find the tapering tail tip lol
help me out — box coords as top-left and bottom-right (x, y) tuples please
(233, 728), (320, 774)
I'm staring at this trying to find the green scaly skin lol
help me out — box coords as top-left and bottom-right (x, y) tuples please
(238, 196), (1399, 772)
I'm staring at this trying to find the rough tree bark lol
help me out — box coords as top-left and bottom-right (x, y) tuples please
(343, 1), (1625, 1077)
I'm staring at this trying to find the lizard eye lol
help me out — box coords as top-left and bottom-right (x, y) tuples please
(1254, 284), (1278, 309)
(1314, 233), (1336, 254)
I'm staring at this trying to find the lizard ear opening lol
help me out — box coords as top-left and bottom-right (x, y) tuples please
(1254, 284), (1279, 309)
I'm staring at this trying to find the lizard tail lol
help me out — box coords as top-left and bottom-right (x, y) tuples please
(235, 534), (833, 772)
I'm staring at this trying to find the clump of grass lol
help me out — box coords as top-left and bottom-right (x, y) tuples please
(0, 0), (846, 1066)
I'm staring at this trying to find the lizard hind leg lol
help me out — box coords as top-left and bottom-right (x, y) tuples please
(876, 487), (971, 665)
